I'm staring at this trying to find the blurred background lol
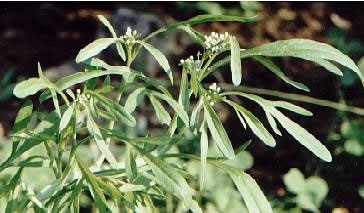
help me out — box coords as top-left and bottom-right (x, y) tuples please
(0, 2), (363, 212)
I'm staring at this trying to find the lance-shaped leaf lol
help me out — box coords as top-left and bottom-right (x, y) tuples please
(149, 94), (171, 125)
(13, 78), (50, 98)
(230, 36), (242, 86)
(97, 15), (126, 62)
(76, 38), (115, 63)
(271, 108), (332, 162)
(228, 92), (331, 162)
(141, 42), (173, 84)
(89, 91), (136, 127)
(145, 14), (256, 41)
(38, 69), (130, 102)
(12, 100), (33, 134)
(203, 97), (235, 159)
(199, 123), (208, 190)
(225, 99), (276, 147)
(253, 56), (310, 92)
(59, 103), (75, 132)
(97, 15), (117, 38)
(243, 39), (364, 85)
(141, 152), (193, 207)
(151, 91), (189, 127)
(124, 87), (146, 114)
(213, 162), (273, 213)
(86, 110), (119, 169)
(76, 156), (110, 213)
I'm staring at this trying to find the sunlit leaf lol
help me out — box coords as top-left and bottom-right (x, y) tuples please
(151, 91), (189, 127)
(203, 97), (235, 159)
(141, 42), (173, 84)
(86, 109), (119, 169)
(76, 38), (115, 63)
(225, 99), (276, 147)
(213, 162), (273, 213)
(141, 151), (193, 207)
(59, 103), (75, 132)
(253, 56), (310, 92)
(13, 78), (50, 98)
(76, 156), (110, 213)
(149, 94), (171, 125)
(124, 87), (146, 114)
(199, 124), (208, 190)
(230, 36), (242, 86)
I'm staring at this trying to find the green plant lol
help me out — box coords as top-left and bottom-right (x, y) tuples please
(278, 168), (328, 213)
(0, 14), (363, 212)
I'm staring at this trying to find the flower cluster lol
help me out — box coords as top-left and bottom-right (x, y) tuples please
(120, 27), (138, 45)
(207, 83), (221, 106)
(76, 89), (91, 105)
(204, 32), (230, 54)
(179, 55), (201, 71)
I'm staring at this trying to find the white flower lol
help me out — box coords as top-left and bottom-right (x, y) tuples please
(203, 32), (231, 54)
(179, 55), (201, 71)
(208, 83), (221, 94)
(120, 27), (138, 45)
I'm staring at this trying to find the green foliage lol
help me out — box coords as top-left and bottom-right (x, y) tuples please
(283, 168), (328, 212)
(1, 13), (362, 212)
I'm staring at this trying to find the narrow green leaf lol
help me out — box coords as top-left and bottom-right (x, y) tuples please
(271, 108), (332, 162)
(116, 42), (126, 62)
(39, 69), (130, 102)
(253, 56), (310, 92)
(178, 70), (190, 111)
(146, 14), (256, 41)
(142, 42), (173, 84)
(203, 97), (235, 159)
(199, 123), (208, 190)
(124, 87), (146, 114)
(97, 15), (117, 38)
(149, 94), (171, 125)
(125, 146), (137, 181)
(13, 78), (49, 98)
(225, 99), (276, 147)
(141, 152), (193, 207)
(90, 92), (136, 127)
(86, 110), (119, 168)
(244, 39), (364, 85)
(213, 162), (272, 213)
(235, 108), (247, 129)
(12, 100), (33, 134)
(273, 101), (313, 116)
(177, 25), (205, 44)
(230, 36), (242, 86)
(264, 111), (281, 135)
(76, 38), (115, 63)
(37, 62), (44, 78)
(190, 98), (203, 129)
(75, 156), (110, 213)
(151, 91), (189, 127)
(59, 103), (75, 132)
(50, 89), (61, 117)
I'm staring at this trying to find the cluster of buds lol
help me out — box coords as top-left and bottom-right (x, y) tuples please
(179, 55), (201, 71)
(206, 83), (221, 106)
(203, 32), (230, 54)
(76, 89), (91, 105)
(120, 27), (138, 45)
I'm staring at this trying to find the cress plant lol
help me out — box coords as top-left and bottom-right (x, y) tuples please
(0, 14), (363, 212)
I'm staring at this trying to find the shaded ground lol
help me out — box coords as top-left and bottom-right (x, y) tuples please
(0, 2), (363, 211)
